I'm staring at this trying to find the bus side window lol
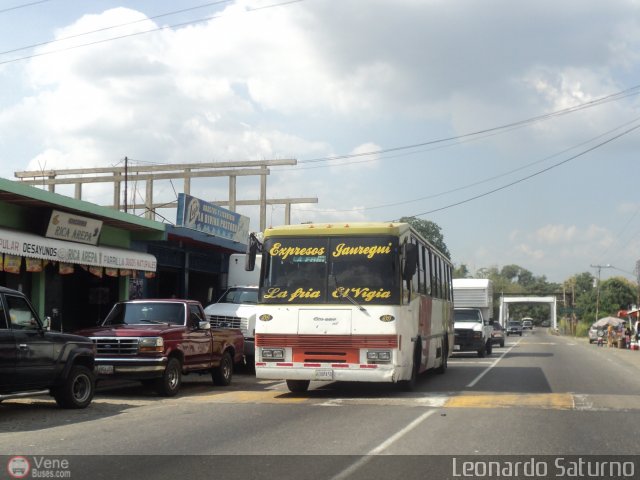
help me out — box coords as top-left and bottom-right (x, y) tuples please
(425, 247), (432, 296)
(434, 256), (441, 299)
(419, 245), (426, 295)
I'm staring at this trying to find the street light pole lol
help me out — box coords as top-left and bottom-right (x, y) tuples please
(591, 264), (612, 321)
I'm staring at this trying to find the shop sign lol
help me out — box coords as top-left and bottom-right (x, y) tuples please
(0, 227), (157, 272)
(46, 210), (103, 245)
(176, 193), (249, 243)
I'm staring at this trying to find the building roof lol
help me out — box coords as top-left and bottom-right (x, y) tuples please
(165, 225), (246, 253)
(0, 177), (165, 234)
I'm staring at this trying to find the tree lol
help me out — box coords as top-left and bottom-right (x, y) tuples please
(398, 216), (451, 259)
(453, 263), (470, 279)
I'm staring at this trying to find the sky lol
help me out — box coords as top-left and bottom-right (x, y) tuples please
(1, 0), (640, 284)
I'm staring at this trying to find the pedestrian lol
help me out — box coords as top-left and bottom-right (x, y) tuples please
(607, 323), (615, 348)
(624, 325), (632, 349)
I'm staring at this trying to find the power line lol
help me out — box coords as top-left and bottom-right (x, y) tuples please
(0, 0), (307, 66)
(0, 0), (51, 14)
(296, 116), (640, 214)
(0, 1), (234, 56)
(406, 121), (640, 218)
(297, 86), (640, 166)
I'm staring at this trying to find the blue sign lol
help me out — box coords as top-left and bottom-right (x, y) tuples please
(176, 193), (250, 243)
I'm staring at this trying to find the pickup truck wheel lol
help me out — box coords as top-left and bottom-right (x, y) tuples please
(486, 340), (493, 356)
(477, 342), (486, 358)
(155, 357), (182, 397)
(212, 351), (233, 386)
(52, 365), (95, 409)
(286, 380), (310, 393)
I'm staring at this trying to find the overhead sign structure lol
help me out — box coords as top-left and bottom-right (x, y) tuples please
(46, 210), (103, 246)
(176, 193), (249, 243)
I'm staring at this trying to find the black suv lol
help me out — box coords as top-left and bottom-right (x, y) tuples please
(0, 286), (96, 408)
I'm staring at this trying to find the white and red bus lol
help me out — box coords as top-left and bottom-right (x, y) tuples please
(250, 222), (454, 392)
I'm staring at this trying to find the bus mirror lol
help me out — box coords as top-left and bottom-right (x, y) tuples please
(246, 232), (262, 271)
(402, 243), (418, 280)
(246, 251), (256, 271)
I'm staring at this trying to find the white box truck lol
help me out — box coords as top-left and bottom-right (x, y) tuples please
(452, 278), (494, 357)
(204, 254), (261, 358)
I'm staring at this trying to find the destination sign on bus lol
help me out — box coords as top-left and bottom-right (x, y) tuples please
(268, 242), (393, 261)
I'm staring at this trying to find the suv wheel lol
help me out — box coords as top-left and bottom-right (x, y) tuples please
(52, 365), (95, 409)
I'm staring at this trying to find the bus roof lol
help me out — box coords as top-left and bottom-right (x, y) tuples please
(263, 222), (411, 238)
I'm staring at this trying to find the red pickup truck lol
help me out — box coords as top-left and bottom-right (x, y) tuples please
(75, 299), (244, 396)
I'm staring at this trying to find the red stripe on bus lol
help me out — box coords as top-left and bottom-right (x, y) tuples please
(256, 334), (398, 349)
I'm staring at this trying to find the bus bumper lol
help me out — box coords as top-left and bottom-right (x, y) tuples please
(255, 364), (403, 383)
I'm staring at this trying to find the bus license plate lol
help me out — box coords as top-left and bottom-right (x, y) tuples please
(453, 345), (461, 351)
(96, 365), (114, 375)
(314, 369), (333, 380)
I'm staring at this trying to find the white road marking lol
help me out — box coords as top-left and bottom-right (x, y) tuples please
(466, 339), (521, 388)
(329, 410), (437, 480)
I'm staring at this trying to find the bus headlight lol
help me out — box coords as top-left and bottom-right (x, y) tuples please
(367, 350), (391, 362)
(262, 348), (285, 361)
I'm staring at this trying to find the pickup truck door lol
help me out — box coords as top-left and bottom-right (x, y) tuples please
(0, 296), (17, 391)
(5, 293), (56, 389)
(186, 304), (214, 369)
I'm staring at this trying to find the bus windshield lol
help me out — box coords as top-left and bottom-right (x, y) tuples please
(260, 235), (400, 305)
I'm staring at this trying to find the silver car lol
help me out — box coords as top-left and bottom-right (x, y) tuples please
(588, 324), (604, 344)
(506, 320), (523, 336)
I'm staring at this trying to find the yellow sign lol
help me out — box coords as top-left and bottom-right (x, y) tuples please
(268, 243), (325, 260)
(332, 242), (392, 259)
(263, 287), (322, 302)
(332, 287), (391, 302)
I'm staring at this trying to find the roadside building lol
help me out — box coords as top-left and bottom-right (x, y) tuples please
(1, 180), (251, 330)
(0, 177), (163, 331)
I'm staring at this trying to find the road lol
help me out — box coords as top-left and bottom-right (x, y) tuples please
(1, 329), (639, 479)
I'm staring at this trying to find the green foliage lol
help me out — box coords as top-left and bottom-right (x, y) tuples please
(399, 215), (638, 330)
(575, 321), (590, 338)
(399, 216), (451, 259)
(453, 264), (470, 279)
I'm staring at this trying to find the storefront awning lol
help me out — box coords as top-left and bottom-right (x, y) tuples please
(0, 227), (157, 272)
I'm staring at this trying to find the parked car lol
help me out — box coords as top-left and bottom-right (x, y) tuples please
(75, 299), (245, 396)
(522, 318), (533, 330)
(506, 320), (523, 336)
(491, 323), (505, 347)
(588, 323), (605, 344)
(0, 286), (96, 408)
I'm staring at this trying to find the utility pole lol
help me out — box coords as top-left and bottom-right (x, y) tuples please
(124, 156), (128, 213)
(591, 264), (612, 321)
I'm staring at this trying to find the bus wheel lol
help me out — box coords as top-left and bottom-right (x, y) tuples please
(286, 380), (310, 393)
(400, 343), (420, 391)
(436, 339), (448, 374)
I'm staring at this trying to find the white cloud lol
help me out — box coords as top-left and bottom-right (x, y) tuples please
(534, 224), (578, 244)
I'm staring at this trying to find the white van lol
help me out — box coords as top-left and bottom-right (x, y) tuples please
(204, 254), (261, 358)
